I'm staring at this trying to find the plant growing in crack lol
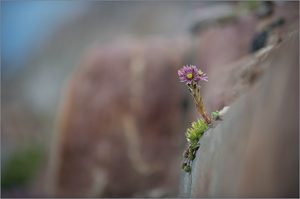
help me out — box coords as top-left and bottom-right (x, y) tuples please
(181, 119), (207, 172)
(178, 65), (221, 173)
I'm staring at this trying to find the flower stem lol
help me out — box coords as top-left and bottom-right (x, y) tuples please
(188, 82), (211, 124)
(195, 95), (211, 124)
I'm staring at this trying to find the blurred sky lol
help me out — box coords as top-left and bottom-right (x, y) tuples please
(1, 1), (88, 77)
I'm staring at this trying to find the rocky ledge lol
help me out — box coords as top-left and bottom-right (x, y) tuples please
(179, 32), (299, 198)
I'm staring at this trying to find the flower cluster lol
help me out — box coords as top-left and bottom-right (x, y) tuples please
(177, 65), (208, 85)
(178, 65), (211, 124)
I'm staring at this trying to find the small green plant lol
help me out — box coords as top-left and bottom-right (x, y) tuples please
(181, 119), (207, 173)
(211, 111), (220, 120)
(186, 119), (207, 148)
(1, 144), (45, 189)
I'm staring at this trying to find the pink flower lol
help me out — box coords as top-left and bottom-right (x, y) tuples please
(177, 65), (208, 85)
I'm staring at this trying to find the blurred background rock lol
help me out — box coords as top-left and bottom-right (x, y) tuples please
(1, 1), (298, 197)
(1, 1), (203, 196)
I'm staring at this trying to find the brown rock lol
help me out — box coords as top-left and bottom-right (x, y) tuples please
(49, 37), (193, 197)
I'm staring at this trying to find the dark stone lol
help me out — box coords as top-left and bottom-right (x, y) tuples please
(250, 30), (269, 53)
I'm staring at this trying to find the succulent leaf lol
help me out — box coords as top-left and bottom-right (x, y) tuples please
(185, 119), (207, 145)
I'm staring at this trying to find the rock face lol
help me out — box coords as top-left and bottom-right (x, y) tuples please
(49, 38), (194, 197)
(180, 33), (299, 197)
(197, 1), (299, 113)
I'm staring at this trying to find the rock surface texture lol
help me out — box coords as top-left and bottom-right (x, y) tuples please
(180, 33), (299, 198)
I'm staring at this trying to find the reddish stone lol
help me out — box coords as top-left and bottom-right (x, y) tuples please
(49, 37), (193, 197)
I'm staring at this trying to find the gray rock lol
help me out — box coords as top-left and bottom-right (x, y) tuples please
(180, 33), (299, 197)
